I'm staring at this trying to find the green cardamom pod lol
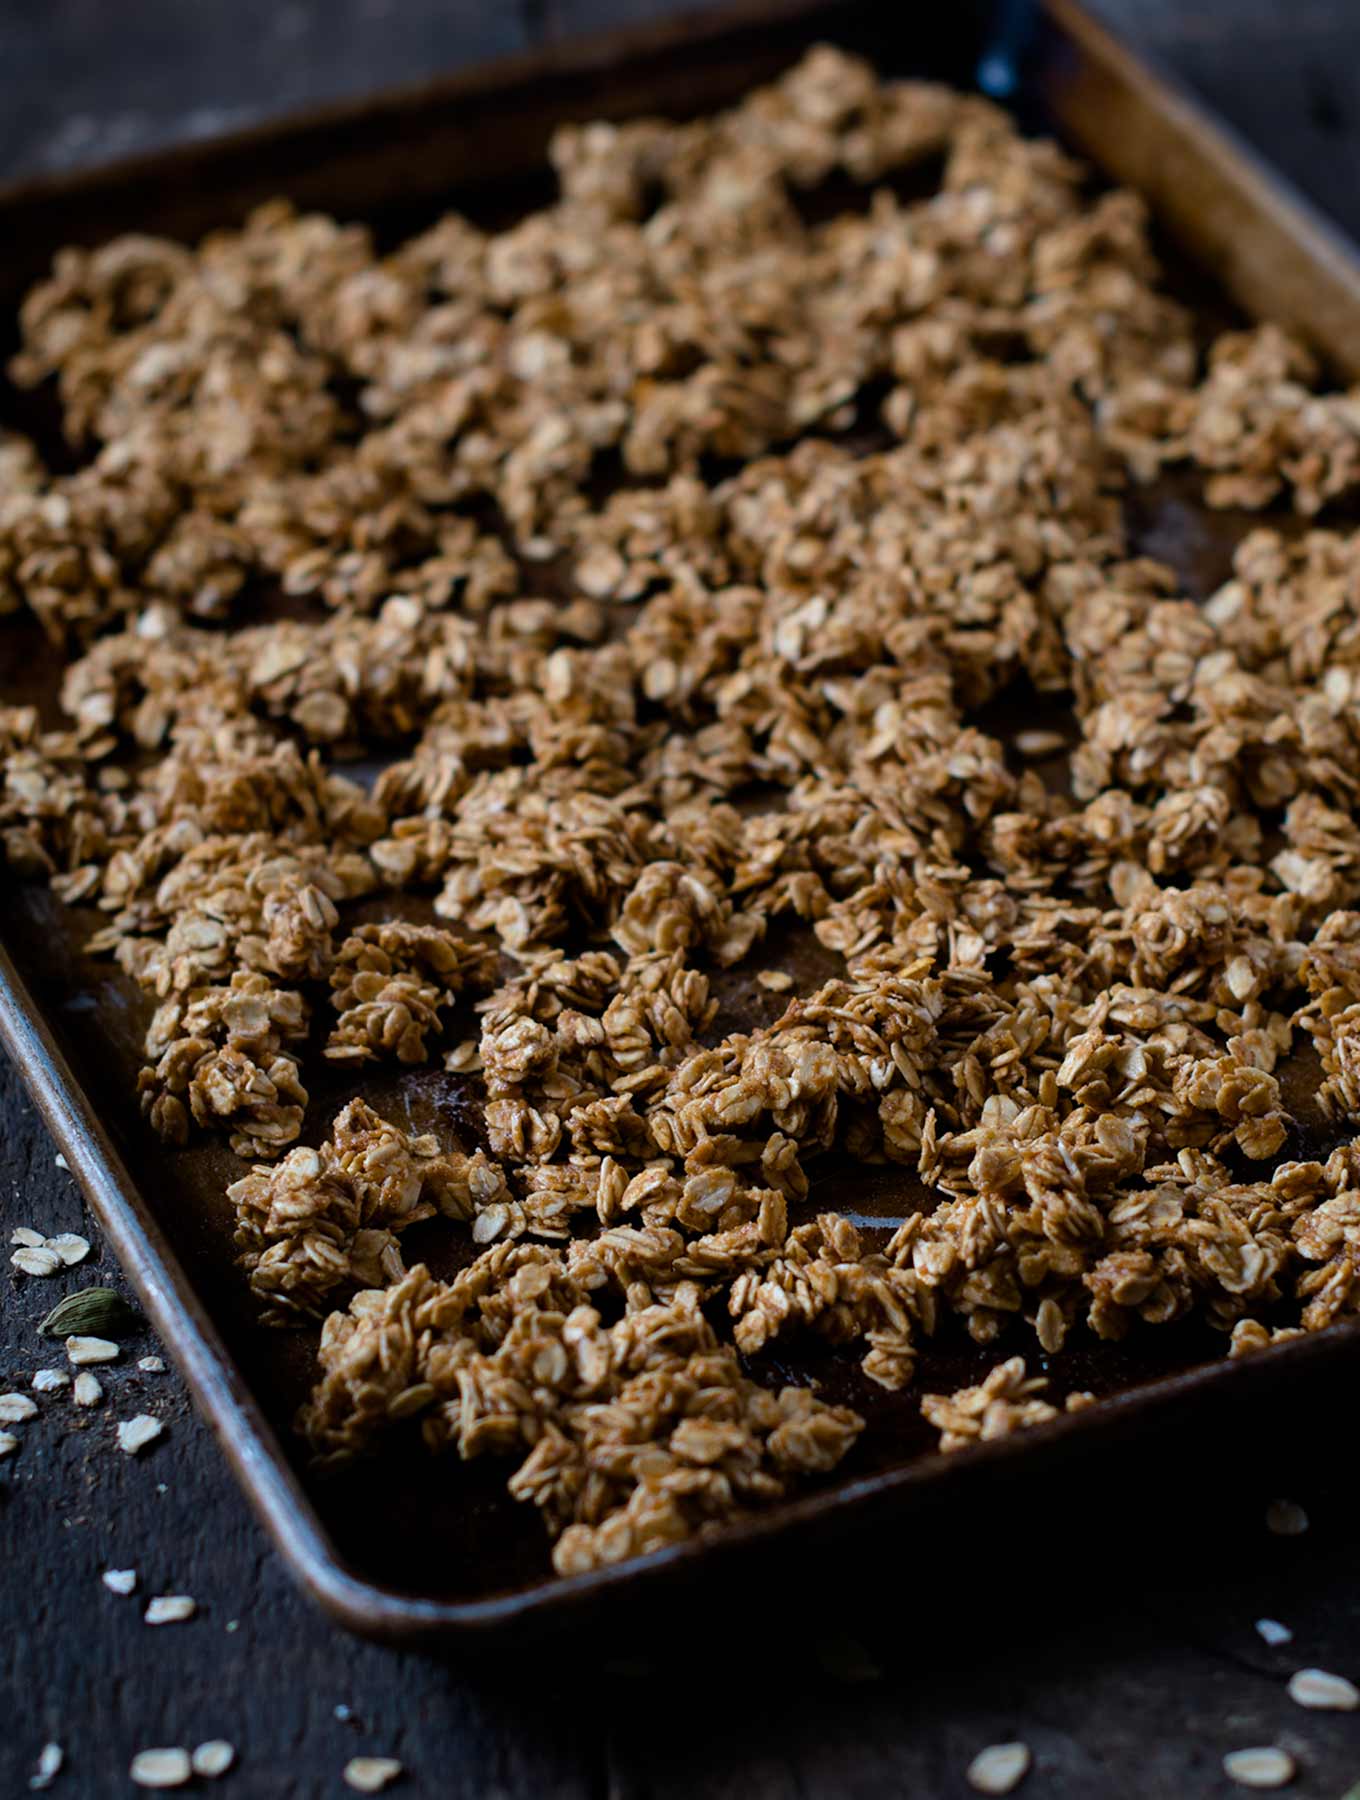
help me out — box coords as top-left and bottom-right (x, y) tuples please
(37, 1287), (142, 1339)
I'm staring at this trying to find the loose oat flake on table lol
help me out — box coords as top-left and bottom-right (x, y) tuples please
(966, 1742), (1032, 1796)
(1222, 1746), (1296, 1791)
(129, 1747), (192, 1790)
(7, 45), (1360, 1577)
(190, 1741), (236, 1779)
(116, 1413), (164, 1454)
(29, 1743), (63, 1792)
(144, 1594), (196, 1625)
(343, 1758), (404, 1795)
(1288, 1667), (1360, 1710)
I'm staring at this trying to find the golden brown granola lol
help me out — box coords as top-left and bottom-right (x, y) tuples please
(7, 46), (1360, 1573)
(326, 921), (495, 1067)
(227, 1098), (513, 1322)
(921, 1356), (1092, 1453)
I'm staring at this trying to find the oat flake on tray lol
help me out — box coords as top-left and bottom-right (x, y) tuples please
(5, 45), (1360, 1578)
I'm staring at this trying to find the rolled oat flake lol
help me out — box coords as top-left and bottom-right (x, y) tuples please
(966, 1742), (1031, 1795)
(117, 1414), (164, 1455)
(1254, 1618), (1293, 1647)
(145, 1595), (196, 1625)
(1288, 1666), (1359, 1709)
(344, 1757), (404, 1793)
(46, 1232), (90, 1266)
(29, 1742), (63, 1790)
(130, 1747), (192, 1789)
(12, 1246), (60, 1277)
(1222, 1747), (1296, 1789)
(71, 1372), (102, 1407)
(191, 1741), (236, 1778)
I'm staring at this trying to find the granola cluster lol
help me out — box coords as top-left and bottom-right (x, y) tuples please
(921, 1356), (1093, 1454)
(228, 1098), (511, 1323)
(302, 1255), (862, 1575)
(7, 47), (1360, 1573)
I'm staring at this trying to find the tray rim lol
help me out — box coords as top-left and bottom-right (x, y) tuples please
(3, 0), (1360, 1641)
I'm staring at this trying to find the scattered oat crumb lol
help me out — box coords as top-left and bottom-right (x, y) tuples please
(28, 1743), (63, 1791)
(1288, 1666), (1359, 1710)
(0, 1431), (18, 1458)
(129, 1747), (192, 1789)
(1012, 728), (1068, 758)
(10, 1227), (44, 1248)
(1266, 1500), (1309, 1537)
(65, 1336), (119, 1366)
(344, 1757), (404, 1793)
(137, 1356), (166, 1373)
(191, 1742), (235, 1778)
(756, 968), (793, 992)
(966, 1742), (1032, 1795)
(0, 1392), (39, 1423)
(1223, 1746), (1295, 1789)
(45, 1233), (90, 1266)
(31, 1369), (69, 1393)
(144, 1594), (196, 1625)
(102, 1568), (138, 1595)
(1255, 1618), (1293, 1647)
(117, 1414), (164, 1455)
(334, 1706), (353, 1722)
(12, 1246), (60, 1277)
(54, 1154), (69, 1171)
(71, 1372), (102, 1407)
(224, 1619), (239, 1633)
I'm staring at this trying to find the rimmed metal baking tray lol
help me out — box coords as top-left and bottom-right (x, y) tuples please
(3, 0), (1360, 1642)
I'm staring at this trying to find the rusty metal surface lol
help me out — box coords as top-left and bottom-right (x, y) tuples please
(2, 0), (1360, 1640)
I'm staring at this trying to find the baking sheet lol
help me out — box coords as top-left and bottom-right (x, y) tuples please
(3, 0), (1360, 1638)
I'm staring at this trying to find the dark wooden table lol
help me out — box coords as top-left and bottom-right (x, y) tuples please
(4, 4), (1360, 1796)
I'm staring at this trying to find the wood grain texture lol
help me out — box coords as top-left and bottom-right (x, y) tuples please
(0, 0), (527, 179)
(4, 3), (1360, 1795)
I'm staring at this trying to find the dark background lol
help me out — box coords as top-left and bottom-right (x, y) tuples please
(3, 3), (1360, 1797)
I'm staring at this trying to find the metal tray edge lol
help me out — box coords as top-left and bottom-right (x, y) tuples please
(1038, 0), (1360, 378)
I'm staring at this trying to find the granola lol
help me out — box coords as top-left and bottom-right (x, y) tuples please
(7, 46), (1360, 1574)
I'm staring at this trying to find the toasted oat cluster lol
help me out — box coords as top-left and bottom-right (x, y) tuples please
(303, 1255), (863, 1574)
(6, 47), (1360, 1574)
(921, 1356), (1093, 1453)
